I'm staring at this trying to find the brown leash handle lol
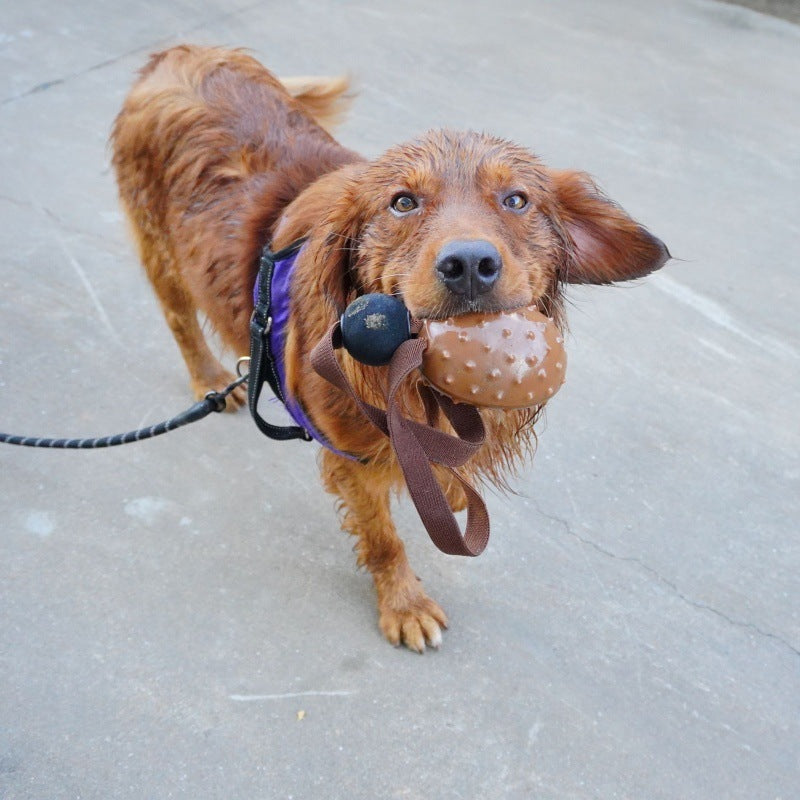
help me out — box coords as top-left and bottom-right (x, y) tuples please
(310, 323), (491, 556)
(310, 323), (389, 434)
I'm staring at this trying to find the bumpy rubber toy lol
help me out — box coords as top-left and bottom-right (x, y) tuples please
(340, 296), (566, 409)
(420, 305), (566, 408)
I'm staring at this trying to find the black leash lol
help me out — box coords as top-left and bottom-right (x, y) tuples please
(0, 374), (247, 449)
(0, 238), (310, 451)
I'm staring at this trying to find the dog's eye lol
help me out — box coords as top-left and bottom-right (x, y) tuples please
(503, 193), (528, 211)
(391, 194), (419, 214)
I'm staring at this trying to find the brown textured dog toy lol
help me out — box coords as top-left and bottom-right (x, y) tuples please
(420, 305), (566, 408)
(315, 301), (568, 559)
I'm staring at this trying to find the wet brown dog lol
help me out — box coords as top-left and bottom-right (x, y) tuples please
(112, 45), (668, 652)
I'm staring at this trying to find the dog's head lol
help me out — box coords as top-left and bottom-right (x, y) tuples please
(313, 130), (669, 323)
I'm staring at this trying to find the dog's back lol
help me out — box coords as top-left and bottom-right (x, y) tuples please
(110, 45), (357, 397)
(113, 45), (351, 195)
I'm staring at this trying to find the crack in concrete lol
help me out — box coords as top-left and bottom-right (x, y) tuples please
(40, 205), (126, 249)
(530, 499), (800, 659)
(0, 0), (268, 107)
(0, 194), (31, 209)
(0, 195), (124, 249)
(1, 43), (148, 106)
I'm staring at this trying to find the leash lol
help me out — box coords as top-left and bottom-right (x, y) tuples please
(0, 237), (312, 451)
(0, 374), (247, 449)
(251, 234), (492, 555)
(311, 321), (491, 557)
(1, 238), (493, 556)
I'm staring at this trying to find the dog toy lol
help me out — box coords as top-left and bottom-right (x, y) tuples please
(339, 294), (566, 408)
(339, 293), (412, 366)
(315, 295), (567, 556)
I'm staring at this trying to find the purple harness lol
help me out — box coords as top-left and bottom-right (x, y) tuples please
(253, 244), (357, 460)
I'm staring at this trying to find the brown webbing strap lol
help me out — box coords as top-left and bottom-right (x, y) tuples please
(310, 323), (491, 556)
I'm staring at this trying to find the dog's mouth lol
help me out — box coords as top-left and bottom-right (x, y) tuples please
(408, 295), (525, 323)
(387, 273), (537, 322)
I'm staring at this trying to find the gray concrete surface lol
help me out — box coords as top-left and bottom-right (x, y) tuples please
(1, 1), (798, 798)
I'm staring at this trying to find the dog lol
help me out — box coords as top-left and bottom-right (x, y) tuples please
(111, 45), (668, 652)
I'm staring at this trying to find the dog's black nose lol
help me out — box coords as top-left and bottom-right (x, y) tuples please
(435, 239), (502, 299)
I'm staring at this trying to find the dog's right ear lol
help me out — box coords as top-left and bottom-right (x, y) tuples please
(307, 163), (370, 313)
(272, 162), (368, 311)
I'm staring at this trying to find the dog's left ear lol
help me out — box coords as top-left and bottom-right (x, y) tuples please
(546, 169), (670, 284)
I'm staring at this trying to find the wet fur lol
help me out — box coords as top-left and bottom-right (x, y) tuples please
(112, 45), (669, 652)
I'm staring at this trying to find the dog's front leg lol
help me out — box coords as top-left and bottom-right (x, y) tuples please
(321, 449), (448, 652)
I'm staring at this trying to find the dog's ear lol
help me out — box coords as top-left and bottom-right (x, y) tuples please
(312, 164), (370, 312)
(317, 212), (362, 313)
(546, 169), (669, 284)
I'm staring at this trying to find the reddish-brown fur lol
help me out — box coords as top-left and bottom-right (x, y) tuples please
(112, 45), (668, 652)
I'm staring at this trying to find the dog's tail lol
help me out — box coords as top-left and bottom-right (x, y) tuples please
(280, 75), (352, 133)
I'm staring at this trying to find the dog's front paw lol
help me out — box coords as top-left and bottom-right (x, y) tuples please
(378, 588), (448, 653)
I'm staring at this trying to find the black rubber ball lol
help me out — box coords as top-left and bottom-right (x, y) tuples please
(340, 294), (411, 366)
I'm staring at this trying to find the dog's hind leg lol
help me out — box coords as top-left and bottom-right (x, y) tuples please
(322, 449), (448, 653)
(129, 218), (246, 410)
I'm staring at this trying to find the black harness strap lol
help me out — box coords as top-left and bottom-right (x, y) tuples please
(248, 238), (311, 442)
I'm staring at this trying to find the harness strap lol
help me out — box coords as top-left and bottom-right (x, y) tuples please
(248, 239), (311, 442)
(311, 321), (491, 557)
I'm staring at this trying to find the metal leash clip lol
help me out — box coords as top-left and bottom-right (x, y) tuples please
(236, 356), (251, 378)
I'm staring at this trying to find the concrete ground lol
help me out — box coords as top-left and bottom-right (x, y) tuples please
(1, 1), (798, 797)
